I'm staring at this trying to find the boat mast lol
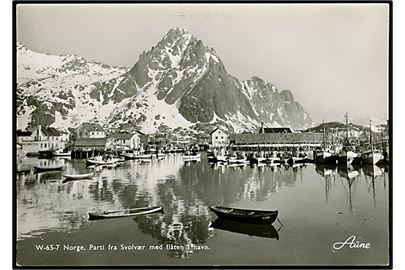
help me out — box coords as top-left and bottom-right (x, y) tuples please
(322, 120), (325, 149)
(369, 119), (373, 148)
(345, 112), (349, 141)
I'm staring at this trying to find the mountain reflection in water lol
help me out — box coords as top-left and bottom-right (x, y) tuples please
(16, 153), (389, 264)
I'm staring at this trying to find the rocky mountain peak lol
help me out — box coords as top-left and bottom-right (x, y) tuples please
(17, 28), (313, 134)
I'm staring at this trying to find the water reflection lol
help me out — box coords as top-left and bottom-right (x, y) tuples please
(16, 154), (389, 261)
(210, 218), (279, 240)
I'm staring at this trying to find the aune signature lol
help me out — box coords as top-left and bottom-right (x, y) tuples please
(333, 235), (371, 250)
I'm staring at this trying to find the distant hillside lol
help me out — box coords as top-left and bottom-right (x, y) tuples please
(305, 121), (369, 133)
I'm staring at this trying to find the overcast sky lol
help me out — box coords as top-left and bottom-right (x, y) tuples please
(16, 3), (389, 124)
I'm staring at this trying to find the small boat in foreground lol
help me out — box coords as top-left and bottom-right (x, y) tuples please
(63, 172), (95, 180)
(209, 205), (278, 224)
(34, 165), (64, 172)
(88, 206), (163, 220)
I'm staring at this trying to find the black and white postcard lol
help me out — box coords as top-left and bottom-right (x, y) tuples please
(14, 2), (392, 268)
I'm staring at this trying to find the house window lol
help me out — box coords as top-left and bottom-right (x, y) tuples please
(44, 143), (47, 148)
(215, 136), (218, 139)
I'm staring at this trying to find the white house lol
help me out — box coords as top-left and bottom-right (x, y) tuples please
(76, 123), (105, 139)
(107, 132), (142, 150)
(20, 125), (65, 154)
(209, 127), (228, 148)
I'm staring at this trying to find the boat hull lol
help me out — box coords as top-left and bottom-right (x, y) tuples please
(338, 151), (358, 165)
(209, 205), (278, 224)
(34, 165), (64, 172)
(86, 159), (116, 166)
(362, 151), (384, 165)
(88, 206), (163, 220)
(63, 172), (95, 180)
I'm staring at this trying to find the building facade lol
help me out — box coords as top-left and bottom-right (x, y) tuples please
(19, 125), (65, 154)
(107, 132), (142, 150)
(210, 128), (228, 148)
(76, 123), (105, 139)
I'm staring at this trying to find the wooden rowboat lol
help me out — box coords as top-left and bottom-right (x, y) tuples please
(86, 159), (116, 166)
(63, 172), (95, 180)
(209, 205), (278, 224)
(210, 218), (279, 239)
(88, 206), (163, 220)
(34, 165), (64, 172)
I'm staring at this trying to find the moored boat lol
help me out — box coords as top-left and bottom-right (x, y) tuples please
(88, 206), (163, 220)
(182, 152), (201, 160)
(34, 164), (64, 172)
(135, 154), (153, 159)
(337, 149), (358, 165)
(362, 149), (384, 165)
(86, 158), (116, 166)
(63, 172), (95, 180)
(52, 149), (71, 157)
(209, 205), (278, 224)
(314, 149), (338, 164)
(121, 153), (135, 160)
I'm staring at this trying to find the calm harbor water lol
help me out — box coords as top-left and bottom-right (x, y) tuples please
(16, 153), (389, 266)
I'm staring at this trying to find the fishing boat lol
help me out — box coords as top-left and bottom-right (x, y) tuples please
(86, 158), (116, 166)
(135, 154), (153, 159)
(338, 148), (358, 165)
(63, 172), (95, 180)
(314, 149), (338, 164)
(362, 149), (384, 165)
(182, 152), (201, 160)
(210, 218), (279, 240)
(156, 152), (165, 158)
(215, 155), (227, 162)
(361, 120), (384, 165)
(113, 156), (126, 162)
(52, 149), (71, 157)
(337, 113), (359, 165)
(286, 156), (307, 165)
(34, 164), (64, 172)
(227, 155), (249, 164)
(121, 152), (135, 160)
(209, 205), (278, 224)
(88, 206), (163, 220)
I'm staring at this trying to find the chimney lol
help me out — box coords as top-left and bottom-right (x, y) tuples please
(38, 125), (42, 141)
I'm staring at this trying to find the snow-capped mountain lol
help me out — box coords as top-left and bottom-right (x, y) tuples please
(17, 27), (313, 134)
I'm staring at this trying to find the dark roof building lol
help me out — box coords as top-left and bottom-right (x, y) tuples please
(234, 132), (323, 147)
(41, 127), (61, 137)
(209, 127), (226, 135)
(258, 127), (293, 134)
(79, 122), (104, 132)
